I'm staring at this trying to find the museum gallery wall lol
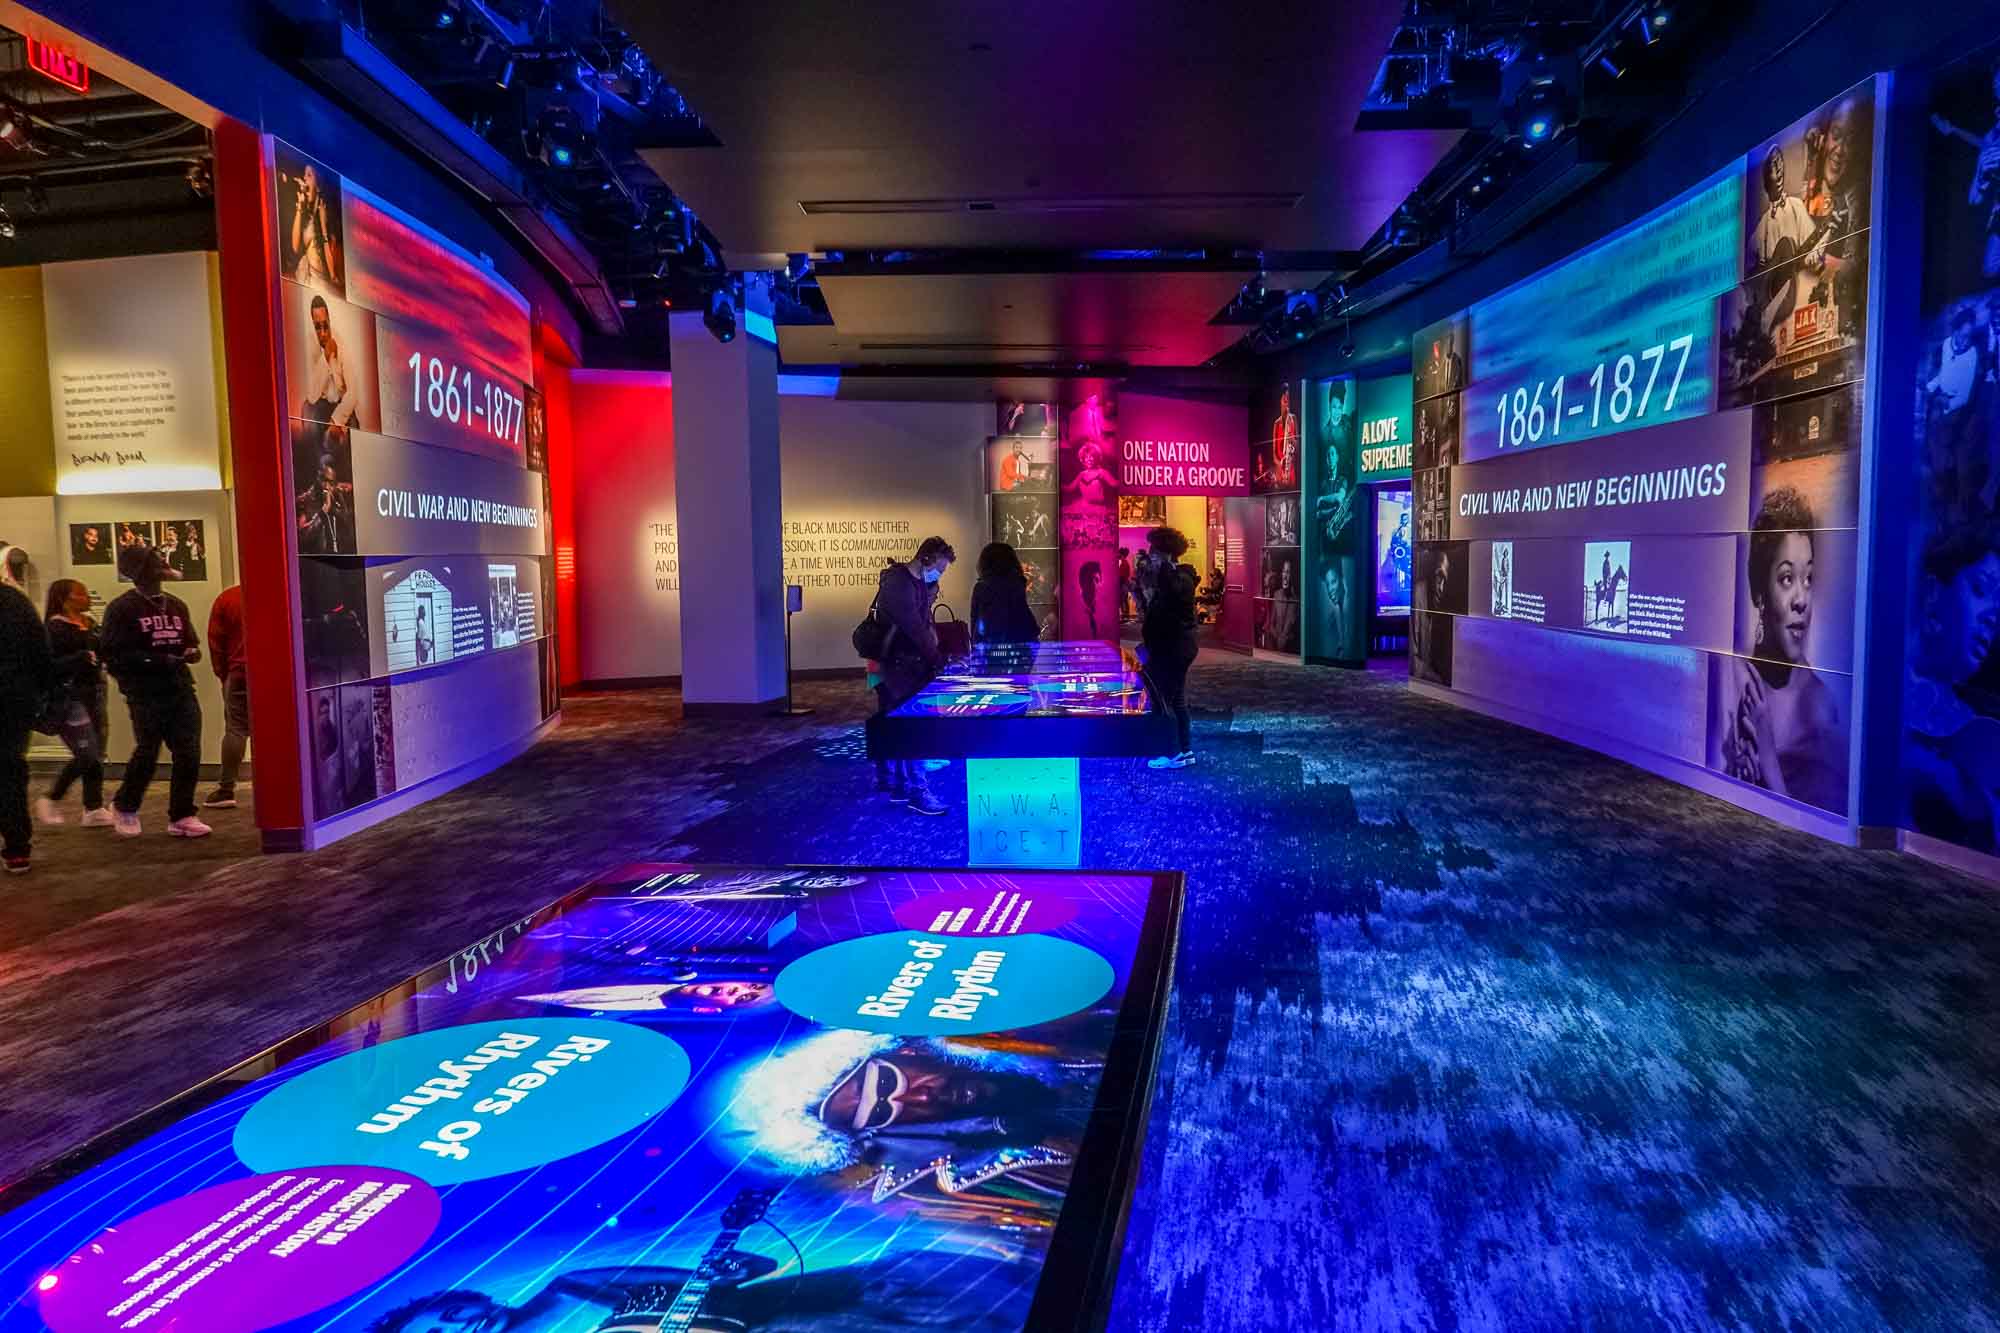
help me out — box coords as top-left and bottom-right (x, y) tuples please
(1903, 42), (2000, 859)
(0, 252), (238, 766)
(1249, 381), (1303, 656)
(566, 387), (989, 681)
(1406, 80), (1877, 823)
(273, 141), (553, 825)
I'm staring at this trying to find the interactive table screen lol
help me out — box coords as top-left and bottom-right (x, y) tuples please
(869, 641), (1176, 759)
(0, 863), (1183, 1333)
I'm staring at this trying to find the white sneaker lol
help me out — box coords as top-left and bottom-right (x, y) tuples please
(113, 810), (142, 837)
(80, 807), (115, 828)
(168, 816), (213, 839)
(34, 797), (65, 826)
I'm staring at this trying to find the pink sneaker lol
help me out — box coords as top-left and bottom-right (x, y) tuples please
(168, 816), (213, 839)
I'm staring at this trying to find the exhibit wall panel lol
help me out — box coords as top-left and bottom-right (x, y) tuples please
(568, 370), (680, 685)
(42, 252), (227, 496)
(1898, 45), (2000, 865)
(1407, 79), (1879, 829)
(566, 389), (989, 683)
(386, 644), (543, 791)
(268, 137), (552, 838)
(779, 397), (986, 671)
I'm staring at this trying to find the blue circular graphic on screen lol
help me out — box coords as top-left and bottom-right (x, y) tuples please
(775, 931), (1115, 1036)
(233, 1018), (690, 1185)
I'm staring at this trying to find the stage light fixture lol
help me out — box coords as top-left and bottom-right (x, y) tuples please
(0, 204), (15, 240)
(533, 104), (595, 170)
(1596, 50), (1627, 79)
(704, 284), (737, 343)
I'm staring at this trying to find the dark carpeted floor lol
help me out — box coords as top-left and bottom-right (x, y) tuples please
(3, 658), (1996, 1330)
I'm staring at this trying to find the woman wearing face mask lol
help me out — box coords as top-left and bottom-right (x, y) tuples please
(39, 580), (113, 827)
(869, 536), (956, 815)
(1721, 489), (1848, 811)
(1905, 521), (2000, 849)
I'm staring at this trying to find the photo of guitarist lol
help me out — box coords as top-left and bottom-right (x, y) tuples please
(365, 1201), (1043, 1333)
(1751, 144), (1815, 273)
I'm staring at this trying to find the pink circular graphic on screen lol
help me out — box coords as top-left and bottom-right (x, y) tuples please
(892, 884), (1078, 937)
(37, 1167), (440, 1333)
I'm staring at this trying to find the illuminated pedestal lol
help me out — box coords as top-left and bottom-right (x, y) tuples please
(965, 758), (1081, 868)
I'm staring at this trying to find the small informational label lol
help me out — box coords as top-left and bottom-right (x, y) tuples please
(892, 885), (1078, 937)
(36, 1169), (440, 1333)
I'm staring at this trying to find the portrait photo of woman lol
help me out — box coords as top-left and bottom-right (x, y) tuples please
(1715, 488), (1850, 812)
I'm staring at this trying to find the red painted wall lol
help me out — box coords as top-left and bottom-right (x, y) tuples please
(214, 119), (308, 843)
(536, 325), (581, 687)
(567, 371), (678, 683)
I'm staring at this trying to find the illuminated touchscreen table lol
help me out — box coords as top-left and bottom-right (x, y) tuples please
(866, 642), (1177, 867)
(0, 862), (1181, 1333)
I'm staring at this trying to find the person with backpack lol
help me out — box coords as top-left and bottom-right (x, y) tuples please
(970, 542), (1040, 645)
(861, 536), (955, 815)
(1141, 526), (1201, 770)
(102, 544), (210, 838)
(38, 579), (113, 828)
(0, 565), (53, 873)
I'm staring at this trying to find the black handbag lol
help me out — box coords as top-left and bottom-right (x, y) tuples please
(932, 602), (971, 659)
(852, 593), (895, 660)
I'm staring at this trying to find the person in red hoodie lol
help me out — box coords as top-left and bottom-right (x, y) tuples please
(205, 584), (250, 809)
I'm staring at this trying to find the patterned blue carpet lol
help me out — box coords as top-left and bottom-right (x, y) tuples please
(665, 660), (2000, 1333)
(3, 658), (1995, 1329)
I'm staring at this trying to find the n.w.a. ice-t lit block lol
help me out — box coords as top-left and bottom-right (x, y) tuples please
(966, 758), (1081, 867)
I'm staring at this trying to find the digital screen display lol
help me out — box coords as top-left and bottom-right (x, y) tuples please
(1410, 81), (1877, 818)
(1461, 171), (1741, 462)
(1374, 488), (1413, 616)
(894, 641), (1153, 718)
(0, 863), (1180, 1333)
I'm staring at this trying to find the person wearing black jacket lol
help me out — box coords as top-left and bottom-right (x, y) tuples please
(102, 545), (210, 838)
(0, 574), (54, 873)
(871, 536), (955, 815)
(970, 542), (1041, 645)
(39, 579), (112, 827)
(1140, 526), (1200, 771)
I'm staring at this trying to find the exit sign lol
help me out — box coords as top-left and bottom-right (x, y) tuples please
(26, 37), (89, 95)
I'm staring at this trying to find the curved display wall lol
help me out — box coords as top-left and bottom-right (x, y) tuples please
(1405, 80), (1878, 827)
(272, 141), (553, 826)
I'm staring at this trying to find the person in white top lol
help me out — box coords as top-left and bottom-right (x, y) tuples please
(1751, 145), (1815, 271)
(1928, 307), (1984, 511)
(301, 294), (357, 438)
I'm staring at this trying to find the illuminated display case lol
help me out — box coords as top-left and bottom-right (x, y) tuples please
(0, 863), (1183, 1333)
(869, 641), (1173, 760)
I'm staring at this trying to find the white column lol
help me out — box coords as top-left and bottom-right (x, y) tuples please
(668, 311), (786, 712)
